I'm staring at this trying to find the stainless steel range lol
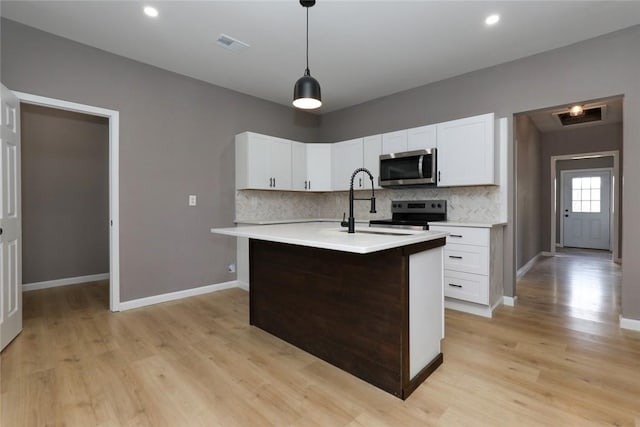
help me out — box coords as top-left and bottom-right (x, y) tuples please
(369, 200), (446, 230)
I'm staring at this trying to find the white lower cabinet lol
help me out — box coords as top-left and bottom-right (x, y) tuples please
(429, 223), (504, 317)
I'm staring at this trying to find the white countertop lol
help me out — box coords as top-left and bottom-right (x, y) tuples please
(236, 218), (506, 228)
(234, 218), (368, 225)
(428, 221), (507, 228)
(211, 222), (447, 254)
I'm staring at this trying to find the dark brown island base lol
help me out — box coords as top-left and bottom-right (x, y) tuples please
(248, 236), (446, 399)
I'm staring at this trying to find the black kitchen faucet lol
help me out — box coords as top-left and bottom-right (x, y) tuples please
(341, 167), (377, 233)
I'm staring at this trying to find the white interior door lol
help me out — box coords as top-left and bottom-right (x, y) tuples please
(0, 83), (22, 351)
(562, 169), (611, 250)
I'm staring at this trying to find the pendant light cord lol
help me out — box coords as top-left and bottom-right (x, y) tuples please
(306, 7), (310, 72)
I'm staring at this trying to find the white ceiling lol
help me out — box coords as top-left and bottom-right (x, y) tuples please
(2, 1), (640, 113)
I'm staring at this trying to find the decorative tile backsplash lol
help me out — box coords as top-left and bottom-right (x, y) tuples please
(236, 186), (501, 223)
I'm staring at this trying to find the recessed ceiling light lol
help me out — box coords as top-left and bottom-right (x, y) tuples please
(485, 14), (500, 26)
(144, 6), (158, 18)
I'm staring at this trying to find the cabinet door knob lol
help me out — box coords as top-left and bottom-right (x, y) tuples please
(450, 234), (463, 238)
(449, 255), (463, 259)
(448, 283), (462, 288)
(308, 180), (311, 190)
(0, 227), (3, 236)
(304, 180), (307, 190)
(438, 171), (441, 182)
(273, 177), (276, 187)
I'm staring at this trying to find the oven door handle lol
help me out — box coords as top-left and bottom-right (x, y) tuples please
(418, 155), (424, 179)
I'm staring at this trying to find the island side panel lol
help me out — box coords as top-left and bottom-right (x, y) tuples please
(249, 239), (407, 397)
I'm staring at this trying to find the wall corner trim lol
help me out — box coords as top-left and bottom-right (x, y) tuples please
(23, 273), (110, 292)
(516, 252), (543, 279)
(502, 296), (517, 306)
(620, 316), (640, 332)
(237, 281), (249, 291)
(118, 280), (241, 311)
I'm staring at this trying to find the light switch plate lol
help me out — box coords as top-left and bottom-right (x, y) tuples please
(189, 195), (197, 206)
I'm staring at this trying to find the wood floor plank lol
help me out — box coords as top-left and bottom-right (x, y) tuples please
(2, 255), (639, 426)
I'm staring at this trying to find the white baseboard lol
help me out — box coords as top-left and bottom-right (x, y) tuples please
(541, 251), (554, 256)
(615, 258), (622, 265)
(517, 253), (542, 279)
(445, 298), (494, 318)
(23, 273), (110, 292)
(118, 280), (240, 311)
(237, 281), (249, 291)
(620, 316), (640, 332)
(503, 296), (517, 306)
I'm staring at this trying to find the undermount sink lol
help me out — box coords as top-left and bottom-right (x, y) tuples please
(339, 228), (416, 236)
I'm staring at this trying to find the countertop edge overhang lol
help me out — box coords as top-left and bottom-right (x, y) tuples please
(233, 218), (507, 228)
(211, 222), (447, 254)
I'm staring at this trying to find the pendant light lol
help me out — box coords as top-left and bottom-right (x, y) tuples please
(293, 0), (322, 109)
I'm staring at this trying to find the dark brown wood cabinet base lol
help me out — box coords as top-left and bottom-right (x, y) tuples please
(249, 238), (445, 399)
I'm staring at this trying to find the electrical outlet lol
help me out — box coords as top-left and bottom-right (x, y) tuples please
(188, 195), (197, 206)
(228, 263), (236, 273)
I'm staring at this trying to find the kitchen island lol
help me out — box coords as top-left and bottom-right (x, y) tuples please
(210, 222), (447, 399)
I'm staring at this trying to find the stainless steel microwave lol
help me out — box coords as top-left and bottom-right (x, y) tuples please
(379, 149), (437, 187)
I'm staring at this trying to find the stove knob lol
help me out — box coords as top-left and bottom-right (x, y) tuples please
(431, 203), (436, 208)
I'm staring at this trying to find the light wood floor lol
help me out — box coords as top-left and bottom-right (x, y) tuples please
(2, 254), (639, 426)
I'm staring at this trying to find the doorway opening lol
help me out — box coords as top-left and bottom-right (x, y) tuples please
(514, 95), (623, 322)
(14, 92), (120, 312)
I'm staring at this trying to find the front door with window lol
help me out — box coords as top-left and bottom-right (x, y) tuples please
(562, 169), (611, 250)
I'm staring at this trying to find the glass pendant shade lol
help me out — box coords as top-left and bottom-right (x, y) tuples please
(293, 69), (322, 109)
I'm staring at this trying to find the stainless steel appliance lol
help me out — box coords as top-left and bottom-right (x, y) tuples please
(369, 200), (446, 230)
(379, 149), (437, 188)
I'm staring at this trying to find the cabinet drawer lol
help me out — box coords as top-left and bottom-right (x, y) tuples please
(444, 271), (489, 305)
(429, 225), (489, 246)
(444, 244), (488, 275)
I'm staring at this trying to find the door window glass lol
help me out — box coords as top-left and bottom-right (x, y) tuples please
(571, 176), (601, 213)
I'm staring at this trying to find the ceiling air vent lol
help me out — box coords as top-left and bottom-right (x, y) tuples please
(216, 34), (250, 51)
(555, 105), (606, 127)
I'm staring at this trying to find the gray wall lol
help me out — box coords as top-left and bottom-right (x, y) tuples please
(515, 115), (543, 271)
(540, 123), (622, 254)
(1, 18), (321, 301)
(318, 25), (640, 320)
(21, 104), (109, 283)
(3, 18), (640, 321)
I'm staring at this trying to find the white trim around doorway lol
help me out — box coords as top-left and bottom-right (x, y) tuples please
(549, 151), (620, 260)
(13, 91), (121, 312)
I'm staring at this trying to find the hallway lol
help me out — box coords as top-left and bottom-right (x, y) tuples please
(516, 251), (621, 327)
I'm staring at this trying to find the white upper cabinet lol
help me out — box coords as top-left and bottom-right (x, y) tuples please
(332, 138), (364, 191)
(236, 132), (292, 190)
(381, 130), (408, 154)
(291, 142), (308, 191)
(305, 144), (332, 191)
(268, 137), (294, 190)
(363, 135), (382, 189)
(436, 113), (496, 187)
(407, 124), (437, 151)
(235, 112), (498, 192)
